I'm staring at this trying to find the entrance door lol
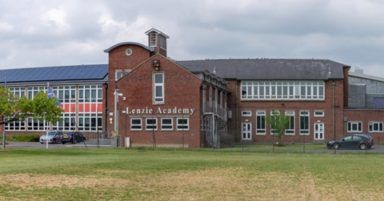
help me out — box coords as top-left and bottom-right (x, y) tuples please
(242, 122), (252, 140)
(314, 123), (324, 140)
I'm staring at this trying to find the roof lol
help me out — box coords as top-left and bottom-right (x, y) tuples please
(349, 71), (384, 83)
(104, 42), (153, 53)
(176, 59), (349, 80)
(0, 64), (108, 84)
(145, 28), (170, 39)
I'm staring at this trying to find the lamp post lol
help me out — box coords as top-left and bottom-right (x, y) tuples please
(113, 89), (123, 147)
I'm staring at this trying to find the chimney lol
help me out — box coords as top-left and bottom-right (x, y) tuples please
(145, 28), (169, 57)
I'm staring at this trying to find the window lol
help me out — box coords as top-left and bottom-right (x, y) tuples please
(256, 110), (266, 135)
(369, 121), (383, 132)
(285, 111), (295, 135)
(177, 118), (189, 131)
(131, 118), (142, 131)
(270, 110), (280, 135)
(240, 81), (325, 101)
(300, 111), (309, 135)
(161, 118), (173, 131)
(146, 118), (157, 131)
(241, 110), (252, 117)
(149, 32), (157, 47)
(314, 110), (324, 117)
(347, 121), (362, 132)
(242, 122), (252, 140)
(153, 73), (164, 104)
(115, 69), (131, 81)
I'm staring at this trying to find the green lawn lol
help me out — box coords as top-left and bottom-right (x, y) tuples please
(0, 147), (383, 201)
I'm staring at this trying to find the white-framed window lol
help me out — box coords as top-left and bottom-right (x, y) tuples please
(242, 122), (252, 140)
(347, 121), (362, 132)
(240, 80), (325, 101)
(285, 111), (295, 135)
(314, 110), (324, 117)
(146, 118), (157, 131)
(270, 110), (280, 135)
(176, 118), (189, 131)
(299, 110), (310, 135)
(115, 69), (131, 81)
(130, 118), (142, 131)
(161, 118), (173, 131)
(241, 110), (252, 117)
(256, 110), (266, 135)
(369, 121), (383, 133)
(153, 73), (164, 104)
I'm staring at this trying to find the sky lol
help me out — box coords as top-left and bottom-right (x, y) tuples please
(0, 0), (384, 76)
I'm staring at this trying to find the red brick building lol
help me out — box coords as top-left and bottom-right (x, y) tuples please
(104, 29), (227, 148)
(103, 28), (384, 147)
(2, 28), (384, 148)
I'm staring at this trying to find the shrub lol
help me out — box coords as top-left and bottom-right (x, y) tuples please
(11, 134), (40, 142)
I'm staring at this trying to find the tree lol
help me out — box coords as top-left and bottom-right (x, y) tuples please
(266, 110), (290, 146)
(0, 87), (62, 147)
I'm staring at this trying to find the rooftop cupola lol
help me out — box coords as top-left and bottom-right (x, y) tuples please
(145, 28), (169, 57)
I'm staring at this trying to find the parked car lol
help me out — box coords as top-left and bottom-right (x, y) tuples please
(61, 132), (86, 144)
(39, 131), (64, 144)
(327, 134), (374, 150)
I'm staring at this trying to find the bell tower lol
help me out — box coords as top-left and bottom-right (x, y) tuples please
(145, 28), (169, 57)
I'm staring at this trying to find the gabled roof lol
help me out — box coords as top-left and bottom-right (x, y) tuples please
(177, 59), (349, 80)
(0, 64), (108, 84)
(145, 28), (170, 39)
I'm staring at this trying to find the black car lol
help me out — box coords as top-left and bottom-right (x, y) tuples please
(327, 134), (374, 150)
(61, 132), (86, 144)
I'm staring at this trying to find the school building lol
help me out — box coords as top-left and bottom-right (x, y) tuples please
(1, 28), (384, 147)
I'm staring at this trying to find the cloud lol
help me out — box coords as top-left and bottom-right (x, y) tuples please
(0, 0), (383, 76)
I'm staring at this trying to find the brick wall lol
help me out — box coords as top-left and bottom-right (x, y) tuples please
(226, 79), (346, 143)
(111, 53), (203, 148)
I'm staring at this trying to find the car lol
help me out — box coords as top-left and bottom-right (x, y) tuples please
(39, 131), (64, 144)
(61, 132), (86, 144)
(327, 134), (374, 150)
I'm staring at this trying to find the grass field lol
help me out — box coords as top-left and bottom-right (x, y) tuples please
(0, 147), (383, 201)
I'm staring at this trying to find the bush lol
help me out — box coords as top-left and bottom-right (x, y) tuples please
(11, 134), (40, 142)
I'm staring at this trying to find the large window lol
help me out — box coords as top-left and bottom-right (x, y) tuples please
(270, 110), (280, 135)
(241, 81), (325, 101)
(130, 118), (142, 131)
(347, 121), (362, 132)
(146, 118), (157, 131)
(369, 121), (383, 133)
(299, 111), (309, 135)
(153, 73), (164, 104)
(285, 111), (295, 135)
(256, 110), (266, 135)
(161, 118), (173, 131)
(177, 118), (189, 131)
(5, 84), (103, 132)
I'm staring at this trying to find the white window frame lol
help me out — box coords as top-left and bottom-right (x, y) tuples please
(130, 118), (142, 131)
(176, 118), (189, 131)
(347, 121), (362, 133)
(153, 72), (165, 104)
(299, 110), (310, 135)
(240, 80), (325, 101)
(285, 110), (295, 135)
(145, 118), (157, 131)
(241, 110), (252, 117)
(369, 121), (383, 133)
(161, 118), (173, 131)
(314, 110), (325, 117)
(270, 110), (280, 135)
(241, 122), (252, 140)
(256, 110), (266, 135)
